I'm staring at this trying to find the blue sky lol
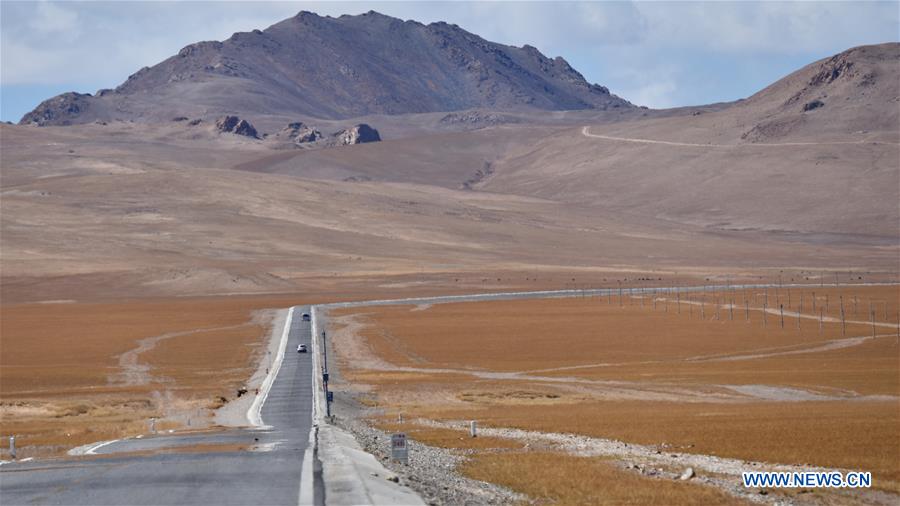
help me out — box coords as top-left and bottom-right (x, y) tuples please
(1, 1), (898, 122)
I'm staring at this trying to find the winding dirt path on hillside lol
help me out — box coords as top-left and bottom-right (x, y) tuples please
(581, 126), (900, 147)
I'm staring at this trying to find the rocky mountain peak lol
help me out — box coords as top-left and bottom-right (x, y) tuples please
(20, 10), (632, 126)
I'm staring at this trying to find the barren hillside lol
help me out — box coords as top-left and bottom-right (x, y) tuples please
(20, 11), (631, 126)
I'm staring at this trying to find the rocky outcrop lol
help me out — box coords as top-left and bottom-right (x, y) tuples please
(334, 124), (381, 145)
(802, 99), (825, 112)
(20, 92), (94, 126)
(215, 115), (258, 138)
(280, 122), (323, 144)
(439, 111), (519, 130)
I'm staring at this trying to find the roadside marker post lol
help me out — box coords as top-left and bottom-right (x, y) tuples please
(9, 435), (15, 460)
(470, 420), (477, 438)
(391, 433), (409, 464)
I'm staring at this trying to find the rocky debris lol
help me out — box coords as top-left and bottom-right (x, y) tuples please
(336, 415), (523, 505)
(740, 116), (805, 142)
(809, 56), (855, 86)
(333, 124), (380, 145)
(214, 115), (258, 138)
(19, 92), (93, 126)
(438, 111), (518, 130)
(342, 175), (373, 183)
(280, 122), (323, 144)
(172, 116), (189, 122)
(416, 419), (847, 504)
(802, 99), (825, 112)
(187, 119), (202, 126)
(460, 161), (494, 190)
(679, 467), (695, 480)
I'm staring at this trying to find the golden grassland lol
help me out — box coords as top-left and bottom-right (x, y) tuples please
(427, 401), (900, 488)
(339, 296), (881, 373)
(330, 287), (900, 501)
(0, 295), (310, 457)
(463, 452), (745, 506)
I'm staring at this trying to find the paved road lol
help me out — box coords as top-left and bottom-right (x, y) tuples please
(0, 306), (320, 506)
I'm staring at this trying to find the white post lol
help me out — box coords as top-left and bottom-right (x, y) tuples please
(9, 435), (15, 460)
(470, 420), (477, 438)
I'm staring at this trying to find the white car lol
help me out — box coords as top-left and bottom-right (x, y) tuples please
(297, 344), (307, 353)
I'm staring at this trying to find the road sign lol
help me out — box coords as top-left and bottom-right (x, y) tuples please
(322, 372), (329, 383)
(390, 433), (408, 464)
(326, 391), (334, 403)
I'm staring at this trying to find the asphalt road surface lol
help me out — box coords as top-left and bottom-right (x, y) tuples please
(0, 306), (320, 506)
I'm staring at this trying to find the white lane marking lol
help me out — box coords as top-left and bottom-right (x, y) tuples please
(85, 440), (118, 455)
(0, 457), (34, 466)
(67, 439), (121, 456)
(299, 305), (321, 506)
(248, 307), (294, 428)
(298, 429), (315, 506)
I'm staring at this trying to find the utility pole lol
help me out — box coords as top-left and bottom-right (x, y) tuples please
(840, 300), (846, 337)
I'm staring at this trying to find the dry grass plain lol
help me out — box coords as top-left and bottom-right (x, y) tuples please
(0, 295), (311, 458)
(330, 286), (900, 503)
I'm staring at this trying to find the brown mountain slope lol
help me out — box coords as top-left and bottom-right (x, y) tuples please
(19, 10), (631, 126)
(477, 44), (900, 241)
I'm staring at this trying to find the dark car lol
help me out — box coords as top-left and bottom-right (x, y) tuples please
(302, 313), (311, 322)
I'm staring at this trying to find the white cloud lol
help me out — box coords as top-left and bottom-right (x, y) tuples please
(30, 1), (81, 39)
(634, 1), (899, 54)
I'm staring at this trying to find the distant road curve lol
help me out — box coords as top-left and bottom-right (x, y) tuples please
(581, 126), (900, 148)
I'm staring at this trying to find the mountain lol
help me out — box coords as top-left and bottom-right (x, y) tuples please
(735, 42), (900, 142)
(3, 43), (898, 302)
(477, 43), (899, 240)
(20, 10), (632, 126)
